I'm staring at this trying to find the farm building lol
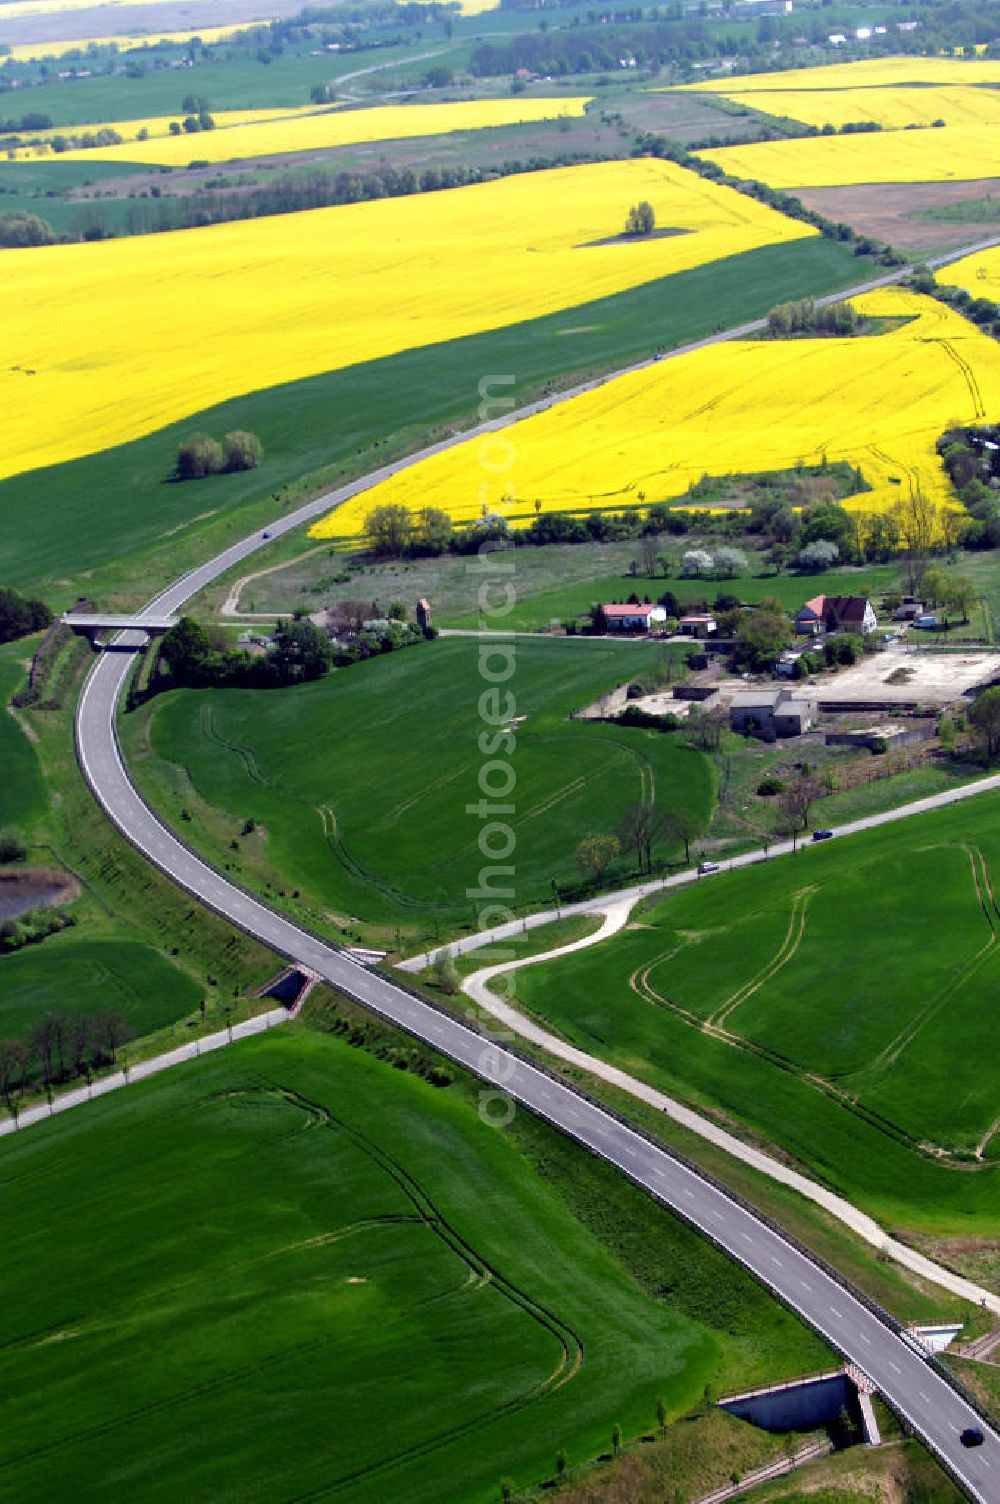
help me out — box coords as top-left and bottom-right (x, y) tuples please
(730, 689), (816, 737)
(602, 603), (667, 633)
(795, 595), (877, 636)
(677, 613), (717, 638)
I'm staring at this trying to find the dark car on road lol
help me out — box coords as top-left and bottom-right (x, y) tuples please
(812, 829), (834, 842)
(961, 1427), (985, 1448)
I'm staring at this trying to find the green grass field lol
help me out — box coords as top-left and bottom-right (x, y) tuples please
(0, 934), (202, 1042)
(0, 237), (869, 602)
(127, 637), (714, 938)
(513, 794), (1000, 1236)
(0, 1022), (830, 1504)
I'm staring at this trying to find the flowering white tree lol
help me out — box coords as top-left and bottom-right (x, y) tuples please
(681, 549), (714, 576)
(797, 539), (839, 572)
(713, 546), (748, 578)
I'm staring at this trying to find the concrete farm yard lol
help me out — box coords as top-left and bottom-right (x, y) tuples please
(8, 13), (1000, 1504)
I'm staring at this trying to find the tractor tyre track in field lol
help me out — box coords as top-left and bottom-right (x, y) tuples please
(856, 845), (998, 1088)
(0, 1076), (584, 1493)
(707, 887), (816, 1030)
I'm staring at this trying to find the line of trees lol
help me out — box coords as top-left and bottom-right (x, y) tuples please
(577, 802), (707, 885)
(75, 154), (597, 245)
(0, 1007), (131, 1118)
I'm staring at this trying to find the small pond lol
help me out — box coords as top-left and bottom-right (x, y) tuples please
(0, 870), (78, 922)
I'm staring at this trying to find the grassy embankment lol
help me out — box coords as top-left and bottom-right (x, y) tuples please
(122, 637), (714, 947)
(0, 636), (281, 1064)
(510, 796), (1000, 1239)
(0, 1014), (834, 1504)
(0, 236), (870, 602)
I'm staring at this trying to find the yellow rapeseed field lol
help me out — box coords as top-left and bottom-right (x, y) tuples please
(3, 107), (325, 157)
(0, 158), (812, 482)
(945, 244), (1000, 301)
(309, 289), (1000, 542)
(683, 56), (1000, 91)
(705, 84), (1000, 131)
(7, 24), (245, 61)
(696, 124), (1000, 188)
(45, 96), (594, 164)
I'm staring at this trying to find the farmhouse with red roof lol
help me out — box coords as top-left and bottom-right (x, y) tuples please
(795, 594), (876, 636)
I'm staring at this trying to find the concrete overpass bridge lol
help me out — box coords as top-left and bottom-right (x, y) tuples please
(62, 612), (178, 648)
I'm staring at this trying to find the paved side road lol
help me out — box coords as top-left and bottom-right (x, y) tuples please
(72, 658), (1000, 1504)
(400, 768), (1000, 972)
(459, 920), (1000, 1317)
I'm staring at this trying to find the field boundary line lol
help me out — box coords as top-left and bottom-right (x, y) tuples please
(460, 918), (1000, 1316)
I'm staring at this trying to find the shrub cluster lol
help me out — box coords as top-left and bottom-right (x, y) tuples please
(0, 585), (52, 644)
(176, 430), (263, 480)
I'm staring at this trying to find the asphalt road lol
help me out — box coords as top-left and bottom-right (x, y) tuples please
(75, 643), (1000, 1500)
(72, 245), (1000, 1501)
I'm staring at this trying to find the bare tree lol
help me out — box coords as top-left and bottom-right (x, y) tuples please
(616, 804), (662, 875)
(29, 1015), (57, 1089)
(96, 1009), (131, 1065)
(70, 1014), (92, 1078)
(779, 776), (825, 833)
(687, 704), (725, 752)
(326, 598), (376, 638)
(661, 808), (706, 865)
(638, 534), (661, 578)
(0, 1040), (26, 1117)
(50, 1011), (69, 1080)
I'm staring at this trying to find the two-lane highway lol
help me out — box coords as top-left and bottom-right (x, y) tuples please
(78, 639), (1000, 1504)
(72, 250), (1000, 1499)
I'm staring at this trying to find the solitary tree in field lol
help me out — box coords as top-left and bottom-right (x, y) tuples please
(970, 686), (1000, 764)
(576, 834), (620, 885)
(624, 200), (655, 236)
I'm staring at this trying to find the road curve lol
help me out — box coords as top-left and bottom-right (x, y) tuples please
(77, 636), (1000, 1501)
(71, 244), (1000, 1500)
